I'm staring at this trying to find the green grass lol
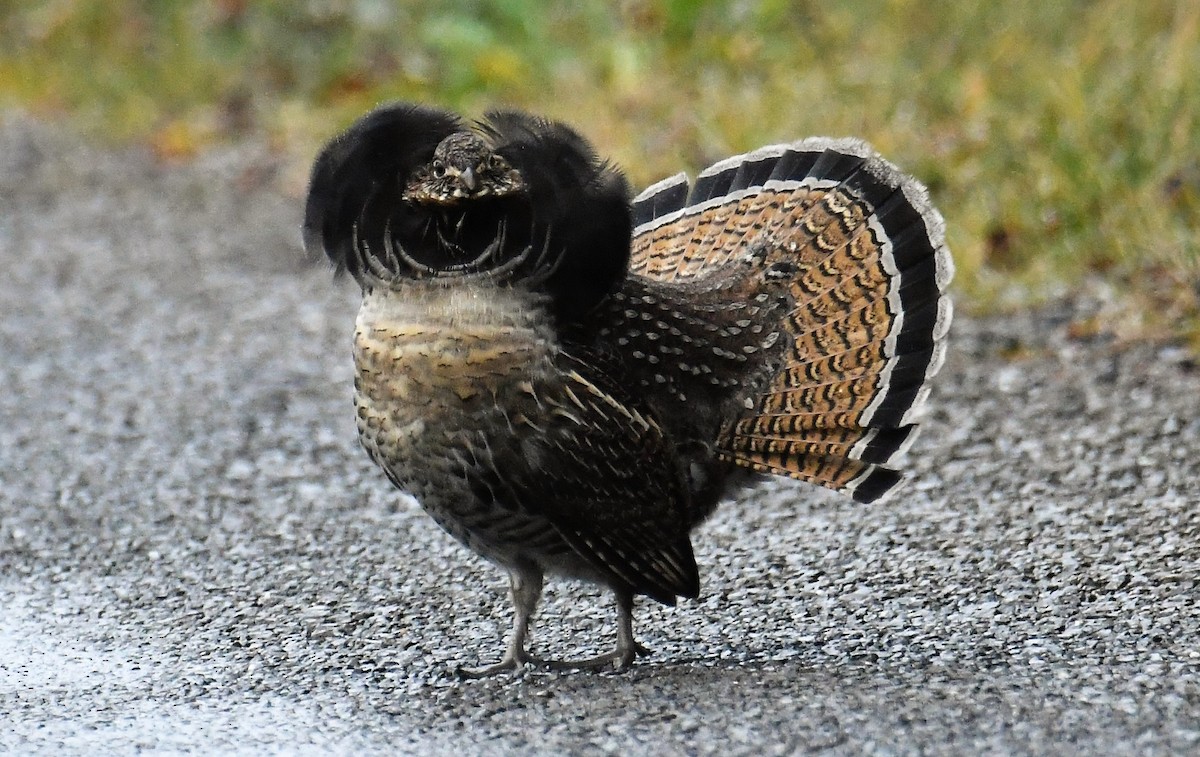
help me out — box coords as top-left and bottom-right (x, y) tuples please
(3, 0), (1197, 344)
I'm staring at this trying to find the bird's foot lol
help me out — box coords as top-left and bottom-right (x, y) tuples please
(455, 649), (548, 679)
(543, 641), (652, 673)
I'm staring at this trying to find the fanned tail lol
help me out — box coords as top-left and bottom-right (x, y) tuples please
(630, 138), (953, 503)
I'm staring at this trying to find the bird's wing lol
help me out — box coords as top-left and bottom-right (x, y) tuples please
(486, 351), (700, 604)
(626, 139), (953, 502)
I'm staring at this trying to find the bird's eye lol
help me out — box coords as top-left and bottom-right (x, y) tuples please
(488, 154), (505, 170)
(432, 161), (446, 178)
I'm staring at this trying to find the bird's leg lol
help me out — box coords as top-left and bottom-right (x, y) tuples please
(545, 588), (651, 672)
(456, 564), (545, 678)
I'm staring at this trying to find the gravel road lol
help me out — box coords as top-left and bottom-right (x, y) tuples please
(1, 113), (1197, 755)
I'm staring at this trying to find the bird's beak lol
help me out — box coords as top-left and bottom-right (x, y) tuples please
(458, 166), (477, 191)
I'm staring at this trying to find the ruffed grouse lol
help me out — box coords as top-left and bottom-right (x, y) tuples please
(303, 103), (953, 675)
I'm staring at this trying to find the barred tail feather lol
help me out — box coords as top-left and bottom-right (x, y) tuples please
(722, 450), (904, 504)
(730, 424), (919, 466)
(633, 138), (952, 503)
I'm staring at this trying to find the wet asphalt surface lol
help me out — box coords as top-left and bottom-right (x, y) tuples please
(1, 113), (1198, 755)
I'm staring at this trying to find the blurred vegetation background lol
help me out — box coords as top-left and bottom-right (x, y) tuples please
(2, 0), (1197, 344)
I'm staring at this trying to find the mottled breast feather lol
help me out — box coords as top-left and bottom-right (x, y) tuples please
(353, 280), (698, 604)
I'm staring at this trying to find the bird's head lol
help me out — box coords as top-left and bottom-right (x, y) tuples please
(404, 132), (526, 205)
(304, 103), (632, 319)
